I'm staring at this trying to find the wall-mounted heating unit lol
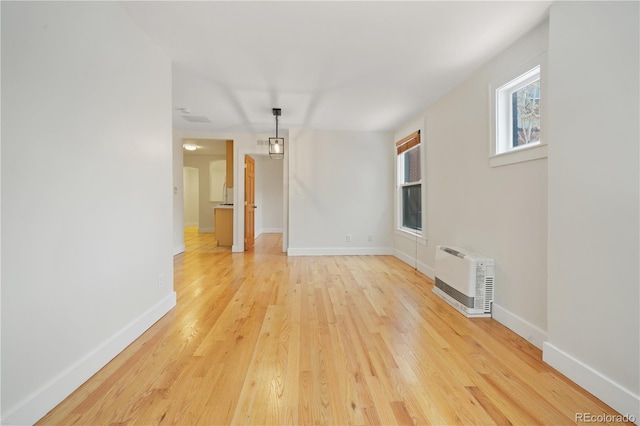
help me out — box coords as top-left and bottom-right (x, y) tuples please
(433, 245), (495, 318)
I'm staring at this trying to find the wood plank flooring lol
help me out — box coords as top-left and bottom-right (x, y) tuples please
(183, 227), (229, 253)
(38, 232), (629, 425)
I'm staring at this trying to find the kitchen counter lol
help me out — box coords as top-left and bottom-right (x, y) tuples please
(214, 207), (233, 246)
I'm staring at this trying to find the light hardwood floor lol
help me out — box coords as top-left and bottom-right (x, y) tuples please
(183, 226), (230, 253)
(38, 232), (629, 425)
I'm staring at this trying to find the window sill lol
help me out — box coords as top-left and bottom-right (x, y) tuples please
(489, 143), (547, 167)
(395, 229), (427, 246)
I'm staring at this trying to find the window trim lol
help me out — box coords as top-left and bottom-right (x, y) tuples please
(497, 66), (540, 153)
(395, 228), (428, 245)
(489, 53), (547, 168)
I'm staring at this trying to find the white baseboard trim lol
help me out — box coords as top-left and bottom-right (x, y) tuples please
(287, 247), (394, 256)
(394, 248), (416, 268)
(417, 260), (435, 279)
(262, 228), (283, 233)
(543, 342), (640, 422)
(1, 293), (177, 426)
(198, 227), (213, 234)
(393, 249), (435, 279)
(492, 303), (547, 350)
(173, 244), (185, 256)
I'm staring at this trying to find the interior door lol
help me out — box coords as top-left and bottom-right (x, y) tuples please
(244, 155), (256, 251)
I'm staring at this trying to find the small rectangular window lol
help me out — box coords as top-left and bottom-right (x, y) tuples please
(512, 78), (540, 148)
(496, 65), (541, 155)
(489, 56), (547, 168)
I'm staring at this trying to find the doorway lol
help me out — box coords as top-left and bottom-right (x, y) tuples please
(182, 139), (227, 236)
(237, 153), (284, 252)
(253, 155), (284, 239)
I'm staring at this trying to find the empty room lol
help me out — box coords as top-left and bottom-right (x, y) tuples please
(1, 1), (638, 425)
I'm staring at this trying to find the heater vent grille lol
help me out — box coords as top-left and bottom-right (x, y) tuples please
(484, 276), (494, 311)
(433, 245), (494, 318)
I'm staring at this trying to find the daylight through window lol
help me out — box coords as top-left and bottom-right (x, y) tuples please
(396, 131), (422, 233)
(496, 65), (541, 155)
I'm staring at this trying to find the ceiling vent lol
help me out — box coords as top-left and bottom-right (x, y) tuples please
(181, 115), (211, 123)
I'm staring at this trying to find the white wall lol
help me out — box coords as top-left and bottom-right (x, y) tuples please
(173, 130), (185, 255)
(288, 128), (394, 255)
(1, 3), (175, 424)
(183, 154), (225, 233)
(183, 154), (225, 232)
(394, 21), (550, 348)
(545, 2), (639, 419)
(183, 167), (199, 227)
(255, 155), (284, 237)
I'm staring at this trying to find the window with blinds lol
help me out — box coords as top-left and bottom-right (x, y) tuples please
(396, 131), (422, 233)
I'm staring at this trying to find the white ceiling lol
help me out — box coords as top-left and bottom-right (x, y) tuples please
(120, 1), (551, 134)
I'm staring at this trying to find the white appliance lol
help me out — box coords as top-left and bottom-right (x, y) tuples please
(433, 245), (495, 318)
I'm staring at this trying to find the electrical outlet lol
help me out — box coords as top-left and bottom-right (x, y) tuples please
(158, 273), (164, 288)
(346, 234), (352, 242)
(368, 235), (373, 242)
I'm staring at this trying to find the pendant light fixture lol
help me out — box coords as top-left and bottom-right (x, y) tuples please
(269, 108), (284, 159)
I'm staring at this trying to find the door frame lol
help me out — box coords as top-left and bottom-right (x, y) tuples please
(244, 155), (256, 251)
(233, 147), (288, 253)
